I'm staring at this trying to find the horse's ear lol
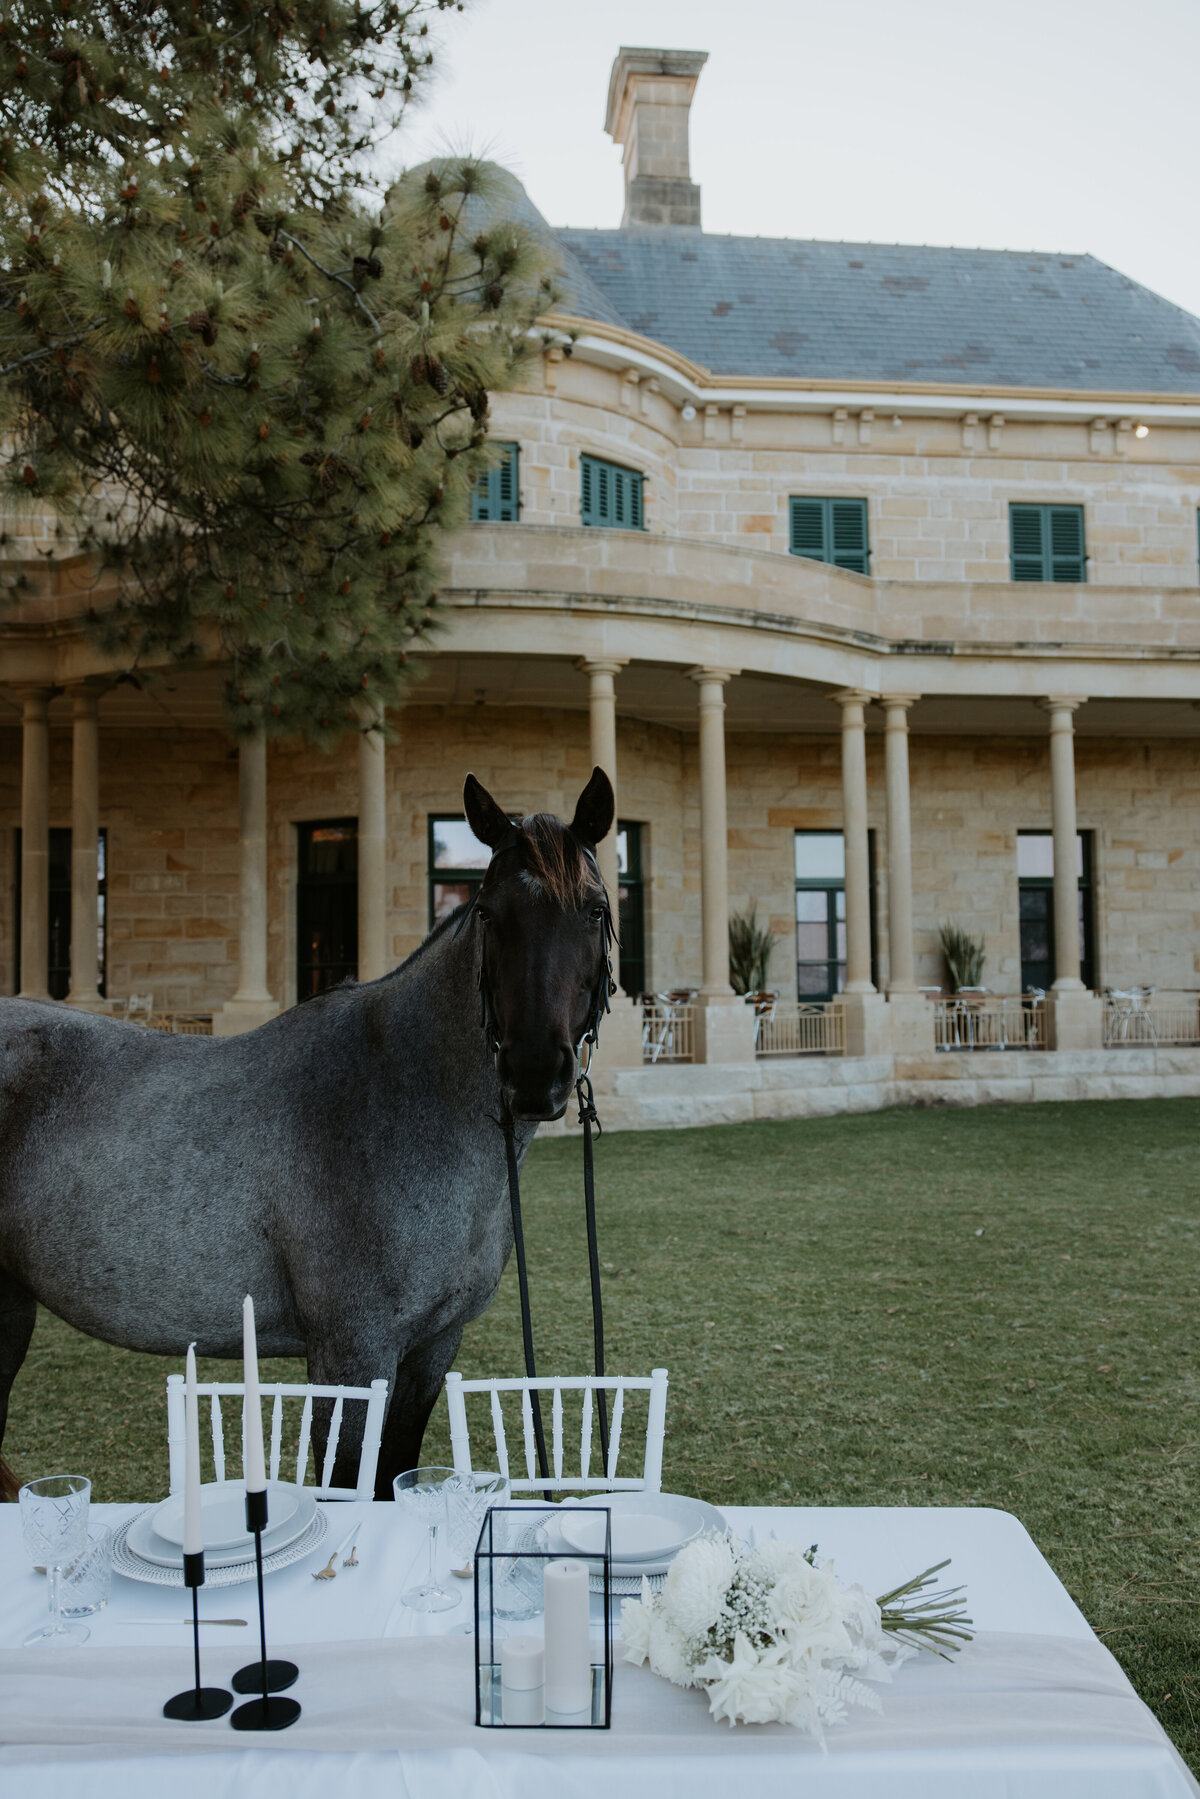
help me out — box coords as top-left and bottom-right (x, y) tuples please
(569, 766), (614, 847)
(463, 775), (514, 852)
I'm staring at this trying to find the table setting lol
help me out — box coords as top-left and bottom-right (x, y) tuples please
(2, 1297), (1197, 1797)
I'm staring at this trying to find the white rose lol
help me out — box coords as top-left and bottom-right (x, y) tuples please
(660, 1533), (736, 1643)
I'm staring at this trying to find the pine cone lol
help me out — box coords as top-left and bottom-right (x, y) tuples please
(409, 352), (428, 386)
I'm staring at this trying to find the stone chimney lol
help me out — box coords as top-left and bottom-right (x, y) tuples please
(604, 47), (708, 230)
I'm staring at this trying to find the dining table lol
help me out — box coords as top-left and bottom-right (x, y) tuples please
(1, 1497), (1195, 1799)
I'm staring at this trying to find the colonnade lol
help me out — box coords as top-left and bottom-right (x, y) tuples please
(10, 672), (1096, 1054)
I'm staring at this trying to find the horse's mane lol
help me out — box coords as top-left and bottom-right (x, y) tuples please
(518, 815), (596, 909)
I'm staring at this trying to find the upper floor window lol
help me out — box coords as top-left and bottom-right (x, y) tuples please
(1010, 503), (1086, 582)
(788, 497), (870, 573)
(581, 454), (644, 530)
(470, 442), (519, 522)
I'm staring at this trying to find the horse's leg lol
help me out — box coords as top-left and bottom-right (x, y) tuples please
(0, 1269), (37, 1500)
(375, 1323), (465, 1501)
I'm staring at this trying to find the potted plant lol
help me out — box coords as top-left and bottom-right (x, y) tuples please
(938, 922), (986, 992)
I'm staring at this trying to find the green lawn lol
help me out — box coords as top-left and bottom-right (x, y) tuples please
(7, 1098), (1200, 1766)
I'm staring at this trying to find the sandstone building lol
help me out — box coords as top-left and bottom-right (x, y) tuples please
(5, 46), (1200, 1126)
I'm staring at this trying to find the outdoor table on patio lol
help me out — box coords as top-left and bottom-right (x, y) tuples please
(1, 1500), (1195, 1798)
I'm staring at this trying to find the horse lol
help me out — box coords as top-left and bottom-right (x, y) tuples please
(0, 767), (615, 1499)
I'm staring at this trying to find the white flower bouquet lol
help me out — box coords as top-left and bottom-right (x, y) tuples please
(621, 1534), (971, 1737)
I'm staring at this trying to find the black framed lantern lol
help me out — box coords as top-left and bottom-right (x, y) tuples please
(474, 1506), (613, 1730)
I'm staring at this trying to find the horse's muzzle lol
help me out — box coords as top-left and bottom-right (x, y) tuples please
(499, 1042), (576, 1122)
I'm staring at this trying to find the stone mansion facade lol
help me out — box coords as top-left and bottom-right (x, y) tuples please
(5, 45), (1200, 1126)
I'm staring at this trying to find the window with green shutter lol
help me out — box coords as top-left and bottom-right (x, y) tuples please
(470, 443), (519, 522)
(580, 454), (644, 529)
(1009, 503), (1086, 582)
(788, 497), (870, 573)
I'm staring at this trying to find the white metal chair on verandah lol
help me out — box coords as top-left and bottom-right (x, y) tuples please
(443, 1369), (669, 1495)
(166, 1375), (390, 1501)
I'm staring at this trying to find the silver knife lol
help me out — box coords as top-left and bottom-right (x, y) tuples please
(116, 1617), (248, 1627)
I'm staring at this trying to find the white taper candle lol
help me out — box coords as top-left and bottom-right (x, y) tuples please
(543, 1558), (592, 1715)
(182, 1341), (204, 1556)
(242, 1294), (267, 1493)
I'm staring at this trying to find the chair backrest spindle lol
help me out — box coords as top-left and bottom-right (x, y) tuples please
(442, 1370), (669, 1495)
(163, 1377), (389, 1501)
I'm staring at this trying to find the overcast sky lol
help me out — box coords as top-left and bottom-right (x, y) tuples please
(397, 0), (1200, 322)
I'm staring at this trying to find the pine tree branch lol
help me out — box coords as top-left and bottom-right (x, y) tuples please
(278, 230), (382, 334)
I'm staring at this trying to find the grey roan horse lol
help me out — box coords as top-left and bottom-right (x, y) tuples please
(0, 768), (615, 1499)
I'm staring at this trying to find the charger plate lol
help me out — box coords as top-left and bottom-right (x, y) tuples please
(127, 1488), (318, 1570)
(112, 1505), (327, 1589)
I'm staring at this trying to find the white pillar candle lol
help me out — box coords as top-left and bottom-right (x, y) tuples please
(543, 1559), (592, 1716)
(182, 1342), (204, 1557)
(242, 1295), (267, 1493)
(500, 1634), (544, 1690)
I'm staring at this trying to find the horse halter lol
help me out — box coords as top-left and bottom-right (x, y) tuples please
(460, 824), (616, 1484)
(461, 827), (617, 1077)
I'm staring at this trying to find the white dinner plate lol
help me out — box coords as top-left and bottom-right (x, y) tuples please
(554, 1492), (723, 1578)
(130, 1487), (317, 1569)
(152, 1479), (300, 1550)
(559, 1507), (698, 1562)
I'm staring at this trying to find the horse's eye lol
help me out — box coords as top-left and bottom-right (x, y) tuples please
(477, 907), (492, 926)
(590, 905), (605, 924)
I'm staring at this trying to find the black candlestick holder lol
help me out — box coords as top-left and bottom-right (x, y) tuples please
(163, 1551), (234, 1722)
(231, 1487), (301, 1730)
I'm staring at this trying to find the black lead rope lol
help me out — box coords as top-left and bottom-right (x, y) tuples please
(576, 1067), (611, 1469)
(501, 1117), (552, 1490)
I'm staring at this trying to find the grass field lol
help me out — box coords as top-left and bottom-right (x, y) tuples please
(7, 1098), (1200, 1767)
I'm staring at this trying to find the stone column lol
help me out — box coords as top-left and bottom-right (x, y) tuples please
(576, 658), (643, 1070)
(835, 690), (875, 994)
(16, 687), (53, 1000)
(1039, 697), (1101, 1050)
(576, 658), (627, 906)
(880, 695), (934, 1055)
(358, 709), (388, 983)
(882, 696), (918, 993)
(212, 730), (279, 1035)
(833, 690), (887, 1057)
(66, 684), (103, 1007)
(686, 667), (755, 1064)
(1043, 698), (1084, 991)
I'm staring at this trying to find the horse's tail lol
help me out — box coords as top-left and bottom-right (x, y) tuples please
(0, 1453), (21, 1502)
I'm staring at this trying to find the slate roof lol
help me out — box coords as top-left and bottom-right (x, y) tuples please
(550, 227), (1200, 393)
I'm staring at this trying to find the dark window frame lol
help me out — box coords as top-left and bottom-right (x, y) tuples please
(1017, 829), (1095, 991)
(14, 825), (107, 1000)
(788, 496), (870, 573)
(296, 817), (358, 1001)
(427, 813), (497, 931)
(471, 442), (520, 522)
(581, 453), (645, 530)
(616, 820), (646, 996)
(793, 828), (877, 1001)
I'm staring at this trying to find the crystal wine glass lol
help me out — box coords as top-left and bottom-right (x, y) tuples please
(393, 1466), (459, 1612)
(19, 1475), (92, 1646)
(444, 1469), (510, 1578)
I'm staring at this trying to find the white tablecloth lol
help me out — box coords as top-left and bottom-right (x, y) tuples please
(1, 1501), (1194, 1798)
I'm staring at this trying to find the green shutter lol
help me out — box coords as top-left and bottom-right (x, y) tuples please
(789, 497), (869, 572)
(1048, 505), (1085, 581)
(1010, 503), (1085, 581)
(471, 443), (519, 522)
(581, 454), (644, 529)
(789, 499), (827, 560)
(830, 499), (869, 573)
